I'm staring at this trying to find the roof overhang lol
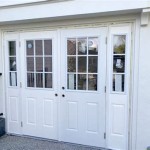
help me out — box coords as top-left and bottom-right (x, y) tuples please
(0, 1), (149, 25)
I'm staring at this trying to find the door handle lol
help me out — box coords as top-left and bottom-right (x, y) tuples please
(62, 94), (65, 97)
(62, 87), (65, 90)
(55, 93), (58, 97)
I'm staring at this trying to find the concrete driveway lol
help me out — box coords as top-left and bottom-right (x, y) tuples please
(0, 135), (106, 150)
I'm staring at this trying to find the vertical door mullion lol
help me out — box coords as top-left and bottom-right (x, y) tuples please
(34, 40), (36, 88)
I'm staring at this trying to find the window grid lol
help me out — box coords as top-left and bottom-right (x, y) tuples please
(112, 35), (126, 93)
(67, 37), (98, 91)
(8, 41), (17, 87)
(26, 39), (53, 89)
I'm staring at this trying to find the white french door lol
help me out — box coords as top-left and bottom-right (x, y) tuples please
(5, 33), (22, 134)
(20, 31), (58, 139)
(5, 31), (58, 139)
(5, 28), (107, 148)
(60, 28), (107, 147)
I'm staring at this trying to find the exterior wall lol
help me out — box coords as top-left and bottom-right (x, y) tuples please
(0, 1), (149, 23)
(0, 31), (4, 115)
(0, 7), (150, 149)
(136, 13), (150, 150)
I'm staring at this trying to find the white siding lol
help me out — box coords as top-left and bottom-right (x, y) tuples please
(0, 31), (3, 115)
(0, 1), (149, 23)
(136, 13), (150, 150)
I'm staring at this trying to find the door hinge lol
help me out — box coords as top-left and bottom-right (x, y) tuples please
(105, 37), (107, 44)
(19, 41), (21, 47)
(20, 82), (22, 88)
(104, 132), (106, 139)
(105, 86), (106, 93)
(21, 121), (23, 127)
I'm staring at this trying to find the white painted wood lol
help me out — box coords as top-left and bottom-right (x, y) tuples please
(0, 1), (149, 23)
(60, 28), (107, 147)
(20, 31), (58, 139)
(4, 33), (22, 134)
(107, 25), (131, 150)
(141, 12), (149, 26)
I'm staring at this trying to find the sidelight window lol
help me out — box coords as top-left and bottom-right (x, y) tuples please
(8, 41), (17, 87)
(112, 35), (126, 93)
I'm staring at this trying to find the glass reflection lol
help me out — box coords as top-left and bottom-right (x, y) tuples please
(88, 74), (97, 91)
(35, 40), (43, 55)
(10, 72), (17, 86)
(78, 38), (87, 55)
(68, 57), (76, 72)
(45, 73), (52, 88)
(78, 57), (87, 73)
(113, 55), (125, 73)
(78, 74), (86, 90)
(26, 41), (34, 56)
(9, 57), (16, 71)
(27, 73), (34, 87)
(27, 57), (34, 72)
(44, 40), (52, 55)
(36, 57), (43, 72)
(88, 56), (98, 73)
(36, 73), (43, 88)
(67, 74), (76, 90)
(112, 74), (124, 92)
(88, 37), (98, 55)
(67, 39), (76, 55)
(113, 35), (126, 54)
(9, 41), (16, 56)
(45, 57), (52, 72)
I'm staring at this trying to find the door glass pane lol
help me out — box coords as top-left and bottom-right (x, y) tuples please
(78, 38), (87, 55)
(26, 39), (53, 89)
(35, 40), (43, 55)
(67, 74), (76, 90)
(27, 73), (35, 87)
(9, 57), (16, 71)
(45, 57), (52, 72)
(88, 74), (97, 91)
(27, 57), (34, 72)
(113, 35), (126, 54)
(88, 56), (98, 73)
(44, 40), (52, 55)
(10, 72), (17, 86)
(68, 57), (76, 72)
(36, 57), (43, 72)
(88, 37), (98, 55)
(78, 57), (87, 73)
(36, 73), (43, 88)
(113, 55), (125, 73)
(9, 41), (16, 56)
(67, 39), (76, 55)
(45, 73), (52, 88)
(8, 41), (17, 87)
(112, 74), (125, 92)
(67, 36), (99, 91)
(112, 34), (126, 93)
(26, 40), (34, 56)
(78, 74), (87, 90)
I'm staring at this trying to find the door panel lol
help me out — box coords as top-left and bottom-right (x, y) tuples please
(60, 28), (107, 147)
(20, 31), (58, 139)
